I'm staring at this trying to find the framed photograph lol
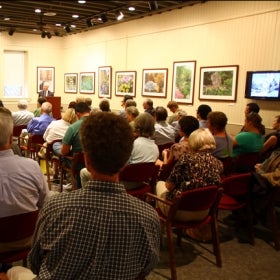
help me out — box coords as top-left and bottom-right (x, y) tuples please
(80, 72), (95, 94)
(64, 73), (78, 93)
(199, 65), (239, 101)
(37, 67), (55, 93)
(115, 71), (136, 97)
(172, 61), (196, 104)
(98, 66), (112, 98)
(142, 68), (168, 97)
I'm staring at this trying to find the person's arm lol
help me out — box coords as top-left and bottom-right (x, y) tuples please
(60, 143), (71, 156)
(231, 135), (238, 148)
(262, 135), (277, 153)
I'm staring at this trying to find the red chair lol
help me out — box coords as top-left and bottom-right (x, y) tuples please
(157, 142), (174, 161)
(119, 162), (160, 200)
(232, 152), (260, 173)
(146, 186), (223, 280)
(19, 134), (45, 160)
(13, 125), (27, 138)
(0, 210), (39, 266)
(219, 172), (255, 245)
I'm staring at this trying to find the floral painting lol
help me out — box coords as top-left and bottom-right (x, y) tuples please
(98, 66), (112, 98)
(115, 71), (136, 97)
(80, 72), (95, 94)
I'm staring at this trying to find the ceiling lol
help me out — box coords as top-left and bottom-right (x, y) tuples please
(0, 0), (206, 38)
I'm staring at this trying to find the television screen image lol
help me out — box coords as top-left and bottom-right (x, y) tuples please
(245, 71), (280, 100)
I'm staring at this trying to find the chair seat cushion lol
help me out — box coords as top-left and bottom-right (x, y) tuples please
(219, 194), (246, 210)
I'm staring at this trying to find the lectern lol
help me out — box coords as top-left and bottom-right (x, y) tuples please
(46, 96), (61, 120)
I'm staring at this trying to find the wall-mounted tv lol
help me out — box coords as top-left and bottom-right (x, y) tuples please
(245, 70), (280, 100)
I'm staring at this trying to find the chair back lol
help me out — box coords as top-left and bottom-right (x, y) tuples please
(157, 142), (174, 160)
(0, 210), (39, 264)
(221, 172), (253, 197)
(13, 125), (27, 137)
(232, 152), (260, 173)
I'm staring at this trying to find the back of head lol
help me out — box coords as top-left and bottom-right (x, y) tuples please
(207, 111), (228, 132)
(247, 102), (260, 114)
(146, 98), (153, 108)
(123, 95), (133, 103)
(41, 102), (52, 114)
(99, 99), (111, 112)
(179, 116), (199, 137)
(75, 102), (91, 114)
(68, 101), (77, 109)
(246, 112), (265, 135)
(18, 99), (28, 110)
(38, 97), (47, 106)
(134, 112), (155, 137)
(126, 106), (139, 118)
(188, 128), (216, 152)
(0, 107), (13, 147)
(85, 97), (92, 107)
(155, 106), (168, 121)
(167, 100), (178, 110)
(125, 99), (137, 108)
(80, 112), (134, 175)
(197, 104), (212, 120)
(62, 108), (78, 124)
(76, 96), (85, 103)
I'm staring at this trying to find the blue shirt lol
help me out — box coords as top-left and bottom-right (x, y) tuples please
(27, 114), (54, 135)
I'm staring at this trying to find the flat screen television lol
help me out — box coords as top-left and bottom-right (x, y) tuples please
(245, 70), (280, 100)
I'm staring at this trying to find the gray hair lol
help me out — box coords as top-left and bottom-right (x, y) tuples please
(125, 106), (139, 118)
(41, 102), (52, 114)
(17, 99), (28, 110)
(0, 107), (13, 147)
(134, 113), (155, 137)
(188, 128), (216, 152)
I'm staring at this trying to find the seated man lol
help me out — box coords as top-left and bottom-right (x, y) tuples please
(7, 112), (161, 280)
(12, 99), (34, 126)
(27, 102), (54, 135)
(0, 107), (49, 252)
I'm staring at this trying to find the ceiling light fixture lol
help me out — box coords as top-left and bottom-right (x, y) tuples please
(72, 14), (79, 19)
(78, 0), (86, 3)
(128, 6), (135, 11)
(35, 8), (41, 13)
(148, 1), (158, 11)
(115, 10), (124, 21)
(8, 28), (15, 36)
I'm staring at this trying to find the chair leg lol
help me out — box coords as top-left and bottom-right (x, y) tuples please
(166, 223), (177, 280)
(247, 205), (255, 246)
(210, 217), (222, 267)
(269, 205), (280, 250)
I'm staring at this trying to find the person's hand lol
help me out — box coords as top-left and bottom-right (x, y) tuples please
(255, 163), (261, 172)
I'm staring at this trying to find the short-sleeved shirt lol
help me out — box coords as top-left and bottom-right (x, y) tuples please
(233, 132), (264, 157)
(212, 134), (233, 158)
(62, 116), (87, 153)
(28, 180), (161, 279)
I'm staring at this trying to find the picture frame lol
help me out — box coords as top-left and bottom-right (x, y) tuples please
(199, 65), (239, 101)
(142, 68), (168, 97)
(80, 72), (95, 94)
(172, 61), (196, 104)
(98, 66), (112, 98)
(37, 66), (55, 93)
(115, 71), (136, 97)
(64, 73), (78, 93)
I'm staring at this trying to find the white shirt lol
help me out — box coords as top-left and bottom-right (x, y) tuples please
(43, 119), (70, 143)
(12, 110), (34, 126)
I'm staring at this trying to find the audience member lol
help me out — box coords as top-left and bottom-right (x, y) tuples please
(155, 128), (223, 220)
(38, 82), (53, 97)
(85, 97), (92, 110)
(12, 100), (34, 126)
(197, 104), (212, 128)
(171, 109), (188, 142)
(158, 115), (199, 167)
(261, 115), (280, 159)
(125, 99), (137, 108)
(207, 111), (233, 158)
(120, 95), (133, 117)
(99, 98), (111, 112)
(143, 98), (155, 117)
(27, 102), (54, 135)
(0, 106), (49, 257)
(0, 100), (4, 107)
(152, 106), (175, 145)
(76, 96), (85, 103)
(232, 112), (265, 157)
(33, 97), (47, 117)
(68, 101), (77, 109)
(7, 112), (161, 279)
(167, 100), (180, 124)
(125, 106), (139, 133)
(240, 102), (260, 132)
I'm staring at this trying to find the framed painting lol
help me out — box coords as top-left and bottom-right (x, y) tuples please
(64, 73), (78, 93)
(37, 66), (55, 93)
(115, 71), (136, 97)
(98, 66), (112, 98)
(142, 68), (168, 97)
(199, 65), (239, 101)
(80, 72), (95, 94)
(172, 61), (196, 104)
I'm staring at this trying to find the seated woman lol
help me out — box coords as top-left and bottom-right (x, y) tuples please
(261, 115), (280, 160)
(125, 105), (139, 136)
(157, 115), (199, 167)
(156, 128), (223, 221)
(232, 112), (265, 157)
(207, 111), (233, 159)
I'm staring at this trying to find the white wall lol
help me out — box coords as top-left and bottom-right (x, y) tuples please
(0, 1), (279, 131)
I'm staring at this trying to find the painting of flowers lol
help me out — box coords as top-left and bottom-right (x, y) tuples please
(98, 66), (112, 98)
(142, 69), (168, 97)
(80, 72), (95, 94)
(172, 61), (196, 104)
(115, 71), (136, 97)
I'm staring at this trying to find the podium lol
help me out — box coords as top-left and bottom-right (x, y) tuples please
(46, 96), (61, 120)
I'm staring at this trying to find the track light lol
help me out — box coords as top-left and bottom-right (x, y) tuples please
(65, 25), (71, 33)
(8, 28), (15, 36)
(86, 18), (92, 27)
(100, 14), (108, 23)
(148, 1), (158, 11)
(115, 10), (124, 21)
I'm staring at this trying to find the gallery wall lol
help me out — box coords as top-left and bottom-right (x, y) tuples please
(0, 1), (279, 132)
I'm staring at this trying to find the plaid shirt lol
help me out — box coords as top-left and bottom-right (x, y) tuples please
(28, 180), (161, 279)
